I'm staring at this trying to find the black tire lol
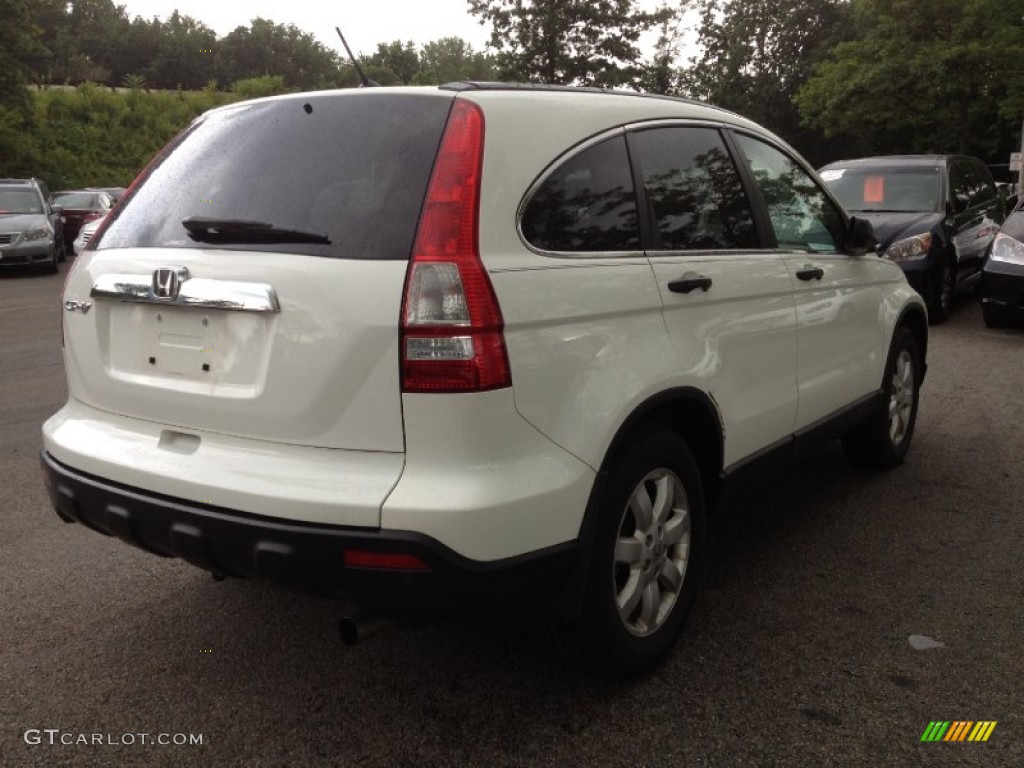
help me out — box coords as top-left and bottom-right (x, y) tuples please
(842, 327), (921, 469)
(42, 244), (58, 274)
(577, 426), (705, 676)
(926, 258), (954, 324)
(981, 303), (1010, 329)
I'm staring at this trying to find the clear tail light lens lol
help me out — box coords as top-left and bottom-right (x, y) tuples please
(400, 99), (511, 393)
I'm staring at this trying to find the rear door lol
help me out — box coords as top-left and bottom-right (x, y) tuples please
(63, 90), (455, 452)
(632, 124), (799, 466)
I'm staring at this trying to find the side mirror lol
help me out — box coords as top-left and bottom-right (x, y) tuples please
(51, 204), (63, 216)
(844, 216), (876, 256)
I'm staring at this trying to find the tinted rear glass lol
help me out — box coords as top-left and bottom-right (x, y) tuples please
(98, 93), (452, 260)
(520, 135), (640, 253)
(629, 126), (757, 251)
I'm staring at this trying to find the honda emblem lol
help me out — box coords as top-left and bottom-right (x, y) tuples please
(152, 266), (190, 300)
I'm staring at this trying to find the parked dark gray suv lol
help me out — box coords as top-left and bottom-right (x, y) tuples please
(819, 155), (1005, 322)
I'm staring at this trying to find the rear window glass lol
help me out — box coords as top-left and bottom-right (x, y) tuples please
(98, 93), (452, 260)
(55, 193), (103, 209)
(820, 167), (940, 213)
(521, 135), (640, 253)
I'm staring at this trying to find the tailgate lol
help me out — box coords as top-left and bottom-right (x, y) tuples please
(62, 249), (408, 451)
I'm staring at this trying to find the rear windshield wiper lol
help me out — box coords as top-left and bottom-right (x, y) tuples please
(182, 217), (331, 245)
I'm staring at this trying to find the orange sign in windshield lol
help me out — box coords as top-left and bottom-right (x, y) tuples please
(864, 176), (885, 204)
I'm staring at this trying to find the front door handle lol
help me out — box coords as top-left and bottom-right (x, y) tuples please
(796, 266), (824, 282)
(668, 272), (713, 294)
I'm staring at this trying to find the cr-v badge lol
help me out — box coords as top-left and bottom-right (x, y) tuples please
(63, 300), (92, 314)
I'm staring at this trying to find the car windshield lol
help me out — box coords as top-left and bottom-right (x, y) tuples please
(820, 167), (940, 213)
(0, 189), (43, 214)
(55, 192), (101, 209)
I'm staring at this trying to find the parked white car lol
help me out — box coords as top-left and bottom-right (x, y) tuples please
(72, 215), (105, 256)
(43, 84), (928, 674)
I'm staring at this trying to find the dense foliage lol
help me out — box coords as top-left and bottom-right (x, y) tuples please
(795, 0), (1024, 163)
(1, 0), (1021, 190)
(468, 0), (670, 87)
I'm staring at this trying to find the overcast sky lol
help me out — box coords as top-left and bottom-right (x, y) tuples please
(114, 0), (683, 60)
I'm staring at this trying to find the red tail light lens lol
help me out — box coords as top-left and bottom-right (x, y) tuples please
(400, 99), (511, 393)
(342, 550), (431, 572)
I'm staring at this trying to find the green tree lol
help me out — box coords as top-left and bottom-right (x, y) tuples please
(686, 0), (852, 160)
(145, 12), (218, 89)
(469, 0), (671, 86)
(638, 5), (686, 95)
(796, 0), (1024, 162)
(217, 19), (343, 91)
(0, 0), (43, 175)
(367, 40), (420, 84)
(415, 37), (496, 85)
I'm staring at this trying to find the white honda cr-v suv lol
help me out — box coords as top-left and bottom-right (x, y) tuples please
(43, 83), (927, 675)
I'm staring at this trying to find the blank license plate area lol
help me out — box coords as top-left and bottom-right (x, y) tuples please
(107, 303), (267, 386)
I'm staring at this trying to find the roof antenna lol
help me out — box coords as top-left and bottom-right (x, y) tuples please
(336, 27), (378, 87)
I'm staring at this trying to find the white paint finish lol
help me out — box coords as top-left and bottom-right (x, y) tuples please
(43, 400), (404, 527)
(649, 252), (798, 465)
(61, 248), (408, 451)
(383, 390), (596, 561)
(781, 252), (889, 429)
(491, 259), (681, 471)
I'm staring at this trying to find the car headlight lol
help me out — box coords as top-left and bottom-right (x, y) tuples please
(989, 232), (1024, 265)
(882, 233), (932, 262)
(24, 227), (51, 242)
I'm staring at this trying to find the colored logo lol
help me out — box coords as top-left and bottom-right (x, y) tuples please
(920, 721), (997, 742)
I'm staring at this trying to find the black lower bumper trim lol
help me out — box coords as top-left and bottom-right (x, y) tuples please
(41, 451), (580, 615)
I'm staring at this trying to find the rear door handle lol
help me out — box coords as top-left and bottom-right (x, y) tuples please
(795, 266), (824, 282)
(668, 273), (713, 294)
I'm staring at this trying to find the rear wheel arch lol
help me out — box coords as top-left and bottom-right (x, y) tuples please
(554, 389), (724, 622)
(894, 305), (928, 385)
(585, 388), (724, 540)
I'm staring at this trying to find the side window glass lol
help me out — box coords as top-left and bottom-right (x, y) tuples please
(734, 134), (843, 252)
(949, 164), (971, 211)
(521, 135), (640, 253)
(629, 126), (758, 250)
(967, 162), (995, 207)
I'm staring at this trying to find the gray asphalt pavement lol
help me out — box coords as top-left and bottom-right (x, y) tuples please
(2, 263), (1021, 767)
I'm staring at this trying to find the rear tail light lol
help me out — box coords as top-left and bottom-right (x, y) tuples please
(400, 99), (511, 393)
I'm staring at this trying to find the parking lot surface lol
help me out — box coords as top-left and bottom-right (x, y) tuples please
(2, 266), (1021, 766)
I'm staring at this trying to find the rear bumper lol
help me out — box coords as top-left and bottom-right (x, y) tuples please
(41, 451), (581, 615)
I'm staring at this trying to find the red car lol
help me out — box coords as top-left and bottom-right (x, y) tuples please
(54, 190), (114, 255)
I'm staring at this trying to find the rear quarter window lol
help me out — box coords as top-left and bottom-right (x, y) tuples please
(520, 135), (640, 253)
(98, 93), (453, 260)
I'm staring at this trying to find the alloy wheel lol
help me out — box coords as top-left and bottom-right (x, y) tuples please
(613, 469), (691, 637)
(888, 349), (915, 445)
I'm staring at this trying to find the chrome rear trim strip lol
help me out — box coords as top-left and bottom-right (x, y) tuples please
(91, 274), (280, 313)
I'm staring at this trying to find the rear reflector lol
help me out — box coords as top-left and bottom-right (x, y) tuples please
(400, 99), (511, 393)
(342, 550), (431, 572)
